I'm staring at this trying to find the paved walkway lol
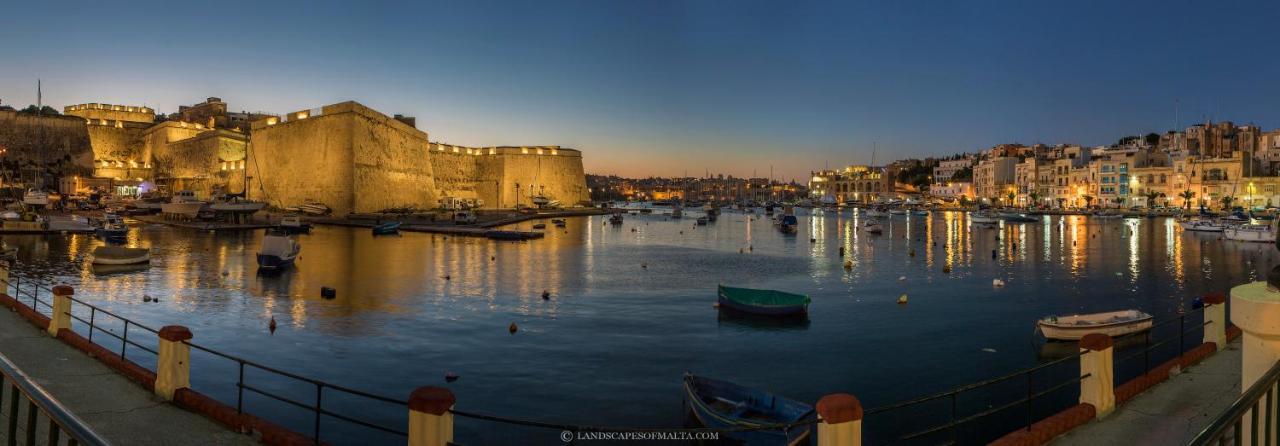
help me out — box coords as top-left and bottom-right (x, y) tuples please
(1053, 339), (1242, 446)
(0, 305), (256, 445)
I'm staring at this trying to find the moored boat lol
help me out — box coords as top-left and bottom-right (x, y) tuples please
(717, 285), (810, 316)
(22, 189), (48, 207)
(1224, 224), (1274, 243)
(278, 215), (312, 234)
(682, 373), (813, 446)
(87, 246), (150, 265)
(970, 211), (1000, 224)
(1037, 309), (1153, 341)
(257, 229), (301, 270)
(864, 206), (890, 218)
(696, 216), (708, 225)
(95, 214), (129, 239)
(160, 190), (206, 218)
(299, 201), (332, 216)
(372, 221), (401, 235)
(609, 213), (624, 225)
(210, 195), (268, 213)
(864, 220), (883, 234)
(998, 211), (1038, 223)
(1179, 219), (1224, 232)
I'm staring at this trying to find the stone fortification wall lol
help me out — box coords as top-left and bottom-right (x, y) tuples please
(64, 103), (155, 124)
(156, 130), (247, 197)
(345, 102), (438, 213)
(251, 103), (355, 214)
(0, 110), (94, 181)
(487, 147), (588, 209)
(85, 121), (149, 165)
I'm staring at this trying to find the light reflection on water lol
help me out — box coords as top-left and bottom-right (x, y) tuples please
(3, 209), (1275, 445)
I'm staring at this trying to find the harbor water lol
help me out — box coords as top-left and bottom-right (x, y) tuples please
(3, 208), (1273, 445)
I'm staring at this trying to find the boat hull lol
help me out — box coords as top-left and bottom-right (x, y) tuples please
(210, 202), (267, 213)
(89, 253), (150, 265)
(1037, 312), (1153, 341)
(161, 202), (206, 217)
(256, 254), (297, 270)
(683, 374), (812, 446)
(1225, 227), (1274, 243)
(717, 293), (808, 316)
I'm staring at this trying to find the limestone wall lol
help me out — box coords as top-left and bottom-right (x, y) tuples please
(85, 121), (149, 166)
(64, 103), (154, 124)
(141, 121), (205, 166)
(345, 103), (437, 213)
(0, 110), (94, 183)
(156, 130), (247, 198)
(251, 104), (358, 214)
(488, 148), (589, 208)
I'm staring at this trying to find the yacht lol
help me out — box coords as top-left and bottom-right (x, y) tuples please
(210, 195), (267, 213)
(1224, 224), (1274, 243)
(22, 189), (48, 207)
(1179, 219), (1225, 233)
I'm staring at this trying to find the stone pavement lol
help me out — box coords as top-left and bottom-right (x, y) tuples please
(1052, 339), (1242, 446)
(0, 304), (256, 445)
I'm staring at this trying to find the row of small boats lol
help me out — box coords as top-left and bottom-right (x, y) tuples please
(1180, 218), (1276, 242)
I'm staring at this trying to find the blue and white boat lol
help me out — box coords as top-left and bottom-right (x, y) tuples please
(257, 229), (300, 270)
(682, 373), (814, 445)
(372, 221), (401, 235)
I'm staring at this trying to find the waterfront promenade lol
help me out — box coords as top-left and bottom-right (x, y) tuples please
(1053, 338), (1242, 445)
(0, 303), (255, 445)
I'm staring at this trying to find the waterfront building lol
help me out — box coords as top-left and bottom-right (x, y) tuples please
(930, 181), (973, 201)
(973, 155), (1017, 204)
(932, 158), (972, 183)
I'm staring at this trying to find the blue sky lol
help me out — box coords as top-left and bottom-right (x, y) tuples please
(2, 0), (1277, 180)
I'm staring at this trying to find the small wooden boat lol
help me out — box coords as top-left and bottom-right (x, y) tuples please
(1037, 309), (1153, 341)
(888, 208), (908, 215)
(372, 221), (401, 235)
(1225, 224), (1274, 243)
(864, 207), (889, 218)
(696, 217), (708, 226)
(864, 220), (883, 234)
(609, 214), (624, 225)
(95, 214), (129, 239)
(1092, 212), (1123, 220)
(485, 230), (534, 241)
(552, 219), (567, 227)
(299, 201), (332, 216)
(682, 373), (813, 445)
(88, 246), (150, 265)
(717, 285), (810, 316)
(532, 223), (547, 230)
(998, 211), (1038, 223)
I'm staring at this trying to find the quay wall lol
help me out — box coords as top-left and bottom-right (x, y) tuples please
(347, 103), (440, 214)
(252, 103), (360, 214)
(428, 143), (590, 209)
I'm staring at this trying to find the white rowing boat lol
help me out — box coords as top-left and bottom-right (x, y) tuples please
(1224, 224), (1274, 243)
(1037, 309), (1153, 341)
(87, 246), (151, 265)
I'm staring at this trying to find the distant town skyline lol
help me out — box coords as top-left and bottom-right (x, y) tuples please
(3, 0), (1279, 181)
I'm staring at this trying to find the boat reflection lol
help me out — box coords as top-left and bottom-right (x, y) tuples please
(89, 263), (151, 277)
(1037, 330), (1148, 360)
(716, 308), (810, 331)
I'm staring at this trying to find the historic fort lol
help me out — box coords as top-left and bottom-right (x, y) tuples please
(0, 97), (589, 214)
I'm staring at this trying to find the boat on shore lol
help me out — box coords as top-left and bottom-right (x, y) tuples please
(372, 221), (401, 235)
(1224, 224), (1274, 243)
(717, 285), (810, 316)
(299, 201), (332, 216)
(682, 373), (813, 446)
(210, 195), (267, 213)
(1037, 309), (1153, 341)
(277, 215), (312, 234)
(257, 229), (301, 270)
(87, 246), (150, 265)
(160, 190), (206, 218)
(1180, 219), (1225, 232)
(696, 216), (708, 225)
(22, 189), (48, 208)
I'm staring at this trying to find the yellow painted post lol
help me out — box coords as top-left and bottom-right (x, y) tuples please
(47, 285), (74, 336)
(408, 386), (454, 446)
(1231, 282), (1280, 444)
(816, 393), (862, 446)
(0, 260), (9, 292)
(154, 326), (193, 401)
(1079, 333), (1115, 419)
(1203, 292), (1227, 350)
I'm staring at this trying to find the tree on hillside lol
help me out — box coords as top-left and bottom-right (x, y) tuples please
(1144, 133), (1160, 147)
(950, 166), (973, 181)
(17, 105), (59, 116)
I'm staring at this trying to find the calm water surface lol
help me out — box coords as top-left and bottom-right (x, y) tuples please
(5, 208), (1273, 445)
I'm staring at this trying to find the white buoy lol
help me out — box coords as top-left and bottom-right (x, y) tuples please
(897, 294), (908, 304)
(992, 279), (1006, 288)
(898, 276), (906, 281)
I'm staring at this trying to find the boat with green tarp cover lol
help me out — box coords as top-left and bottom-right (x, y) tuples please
(717, 285), (810, 316)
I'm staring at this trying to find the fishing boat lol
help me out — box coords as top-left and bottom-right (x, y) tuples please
(22, 189), (48, 207)
(912, 209), (930, 216)
(278, 215), (312, 234)
(864, 220), (884, 234)
(485, 230), (537, 241)
(531, 194), (552, 207)
(682, 373), (814, 446)
(970, 211), (1000, 224)
(532, 223), (547, 230)
(552, 218), (567, 227)
(1224, 224), (1274, 243)
(454, 210), (478, 224)
(1091, 212), (1123, 220)
(609, 213), (624, 225)
(257, 229), (301, 270)
(372, 221), (401, 235)
(717, 285), (810, 316)
(1179, 219), (1224, 232)
(696, 217), (708, 225)
(888, 207), (908, 216)
(776, 214), (798, 234)
(160, 190), (206, 218)
(87, 246), (150, 265)
(95, 214), (129, 239)
(1036, 309), (1153, 341)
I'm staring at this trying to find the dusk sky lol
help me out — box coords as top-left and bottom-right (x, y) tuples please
(2, 0), (1278, 181)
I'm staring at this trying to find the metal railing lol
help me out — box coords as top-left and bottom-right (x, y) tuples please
(864, 350), (1087, 445)
(1190, 359), (1280, 445)
(0, 343), (111, 446)
(1113, 306), (1211, 384)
